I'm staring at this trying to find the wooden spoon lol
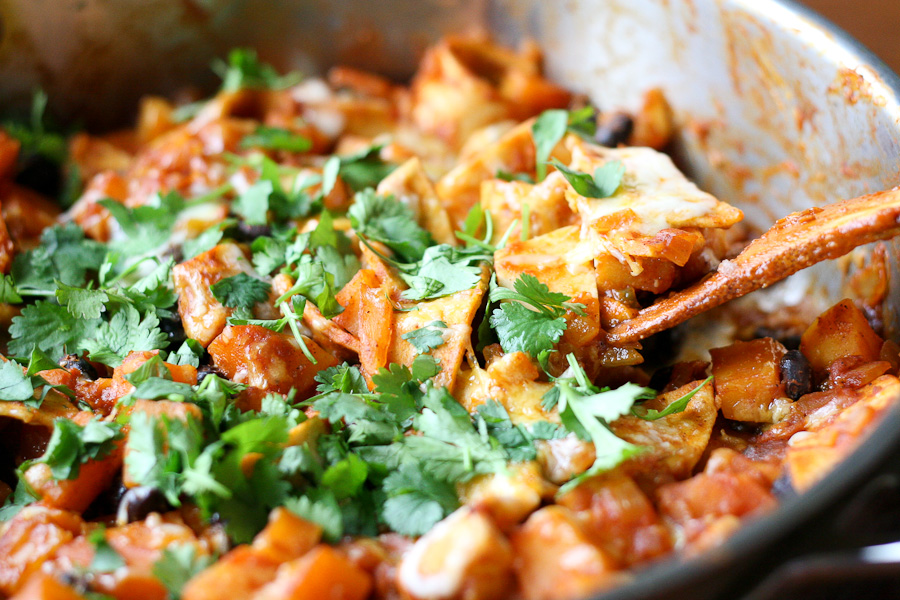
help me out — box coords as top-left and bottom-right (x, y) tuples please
(607, 187), (900, 344)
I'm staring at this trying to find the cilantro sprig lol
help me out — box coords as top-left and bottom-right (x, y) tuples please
(543, 354), (654, 493)
(38, 418), (124, 480)
(549, 158), (625, 199)
(489, 274), (586, 357)
(531, 107), (598, 181)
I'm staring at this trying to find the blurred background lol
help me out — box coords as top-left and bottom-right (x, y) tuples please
(802, 0), (900, 73)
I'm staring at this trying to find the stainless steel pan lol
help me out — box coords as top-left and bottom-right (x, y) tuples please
(0, 0), (897, 597)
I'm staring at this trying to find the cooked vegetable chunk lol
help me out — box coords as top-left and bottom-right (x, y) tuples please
(208, 325), (337, 397)
(710, 337), (789, 423)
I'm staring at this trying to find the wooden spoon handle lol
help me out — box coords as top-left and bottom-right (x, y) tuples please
(607, 187), (900, 344)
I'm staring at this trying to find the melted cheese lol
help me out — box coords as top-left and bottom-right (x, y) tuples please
(570, 145), (722, 237)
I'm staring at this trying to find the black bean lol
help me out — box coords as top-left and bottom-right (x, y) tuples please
(771, 473), (797, 500)
(116, 486), (171, 524)
(780, 350), (812, 400)
(15, 155), (62, 197)
(59, 353), (99, 380)
(594, 112), (634, 147)
(158, 315), (187, 345)
(648, 365), (674, 393)
(59, 571), (92, 593)
(233, 222), (271, 242)
(197, 363), (224, 384)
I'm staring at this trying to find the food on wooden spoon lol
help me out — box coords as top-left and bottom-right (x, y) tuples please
(608, 188), (900, 343)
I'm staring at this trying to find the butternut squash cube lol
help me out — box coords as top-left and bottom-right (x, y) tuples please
(800, 299), (884, 380)
(710, 338), (787, 423)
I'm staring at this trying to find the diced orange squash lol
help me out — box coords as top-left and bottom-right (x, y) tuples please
(558, 472), (672, 567)
(0, 508), (85, 595)
(800, 299), (883, 380)
(397, 507), (513, 600)
(183, 546), (280, 600)
(510, 506), (622, 600)
(251, 508), (322, 563)
(208, 325), (337, 397)
(101, 573), (168, 600)
(253, 546), (372, 600)
(8, 573), (86, 600)
(710, 338), (788, 422)
(25, 447), (122, 513)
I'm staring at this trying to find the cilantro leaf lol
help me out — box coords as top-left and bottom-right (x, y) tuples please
(55, 283), (108, 319)
(566, 106), (598, 140)
(39, 418), (123, 480)
(0, 360), (34, 402)
(0, 274), (22, 303)
(233, 180), (272, 226)
(321, 453), (368, 500)
(1, 90), (67, 166)
(11, 223), (106, 291)
(152, 544), (215, 600)
(81, 305), (169, 367)
(633, 376), (713, 420)
(401, 321), (447, 354)
(489, 274), (586, 357)
(240, 125), (311, 153)
(474, 400), (565, 462)
(490, 301), (567, 356)
(251, 236), (288, 276)
(549, 158), (625, 199)
(88, 528), (126, 572)
(337, 145), (397, 191)
(532, 109), (568, 182)
(551, 355), (653, 493)
(399, 246), (482, 301)
(284, 490), (344, 543)
(99, 192), (186, 255)
(214, 48), (301, 92)
(381, 463), (458, 537)
(8, 300), (101, 360)
(349, 189), (432, 263)
(209, 273), (271, 310)
(315, 363), (368, 395)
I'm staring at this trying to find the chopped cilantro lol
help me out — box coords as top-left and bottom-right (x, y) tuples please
(532, 109), (568, 182)
(88, 527), (126, 572)
(401, 321), (447, 354)
(8, 301), (101, 361)
(549, 158), (625, 199)
(152, 544), (215, 600)
(12, 223), (106, 292)
(336, 145), (396, 191)
(39, 418), (123, 480)
(489, 274), (586, 357)
(214, 48), (302, 92)
(284, 491), (343, 543)
(240, 125), (312, 153)
(632, 376), (713, 420)
(209, 273), (272, 310)
(381, 463), (458, 537)
(232, 180), (272, 226)
(349, 189), (432, 263)
(55, 283), (108, 319)
(0, 360), (35, 403)
(547, 354), (654, 493)
(81, 305), (169, 367)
